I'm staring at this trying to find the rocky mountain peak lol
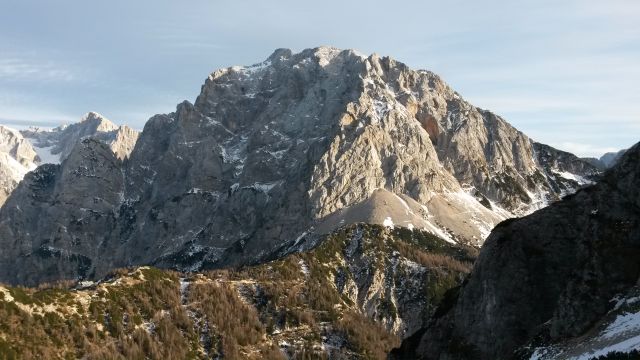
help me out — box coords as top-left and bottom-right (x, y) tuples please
(267, 47), (293, 61)
(20, 112), (139, 164)
(0, 47), (600, 286)
(78, 111), (119, 133)
(0, 125), (39, 205)
(0, 125), (38, 167)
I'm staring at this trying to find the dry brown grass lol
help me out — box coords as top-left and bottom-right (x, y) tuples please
(336, 311), (401, 360)
(394, 241), (473, 273)
(187, 280), (278, 359)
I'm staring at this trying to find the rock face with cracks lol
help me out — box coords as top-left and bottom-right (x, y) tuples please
(0, 47), (598, 286)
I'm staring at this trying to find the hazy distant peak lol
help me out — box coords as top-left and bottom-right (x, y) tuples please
(600, 148), (626, 168)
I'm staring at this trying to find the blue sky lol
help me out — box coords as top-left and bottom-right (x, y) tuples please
(0, 0), (638, 157)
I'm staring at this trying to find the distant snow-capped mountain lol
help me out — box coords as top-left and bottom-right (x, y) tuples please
(0, 112), (139, 207)
(0, 126), (38, 205)
(21, 111), (139, 163)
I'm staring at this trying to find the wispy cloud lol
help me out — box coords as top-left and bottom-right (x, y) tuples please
(550, 142), (621, 159)
(0, 58), (76, 82)
(0, 89), (77, 128)
(0, 112), (77, 129)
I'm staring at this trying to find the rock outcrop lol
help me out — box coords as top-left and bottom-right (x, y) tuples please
(0, 47), (598, 286)
(391, 141), (640, 360)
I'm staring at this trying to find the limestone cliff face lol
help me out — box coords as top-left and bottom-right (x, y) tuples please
(391, 142), (640, 360)
(0, 47), (598, 286)
(0, 139), (125, 285)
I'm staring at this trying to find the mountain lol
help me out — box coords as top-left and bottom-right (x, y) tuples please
(581, 157), (608, 171)
(582, 149), (627, 171)
(0, 113), (139, 209)
(600, 149), (627, 168)
(0, 224), (475, 359)
(0, 47), (599, 286)
(0, 126), (38, 205)
(21, 111), (139, 163)
(391, 141), (640, 359)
